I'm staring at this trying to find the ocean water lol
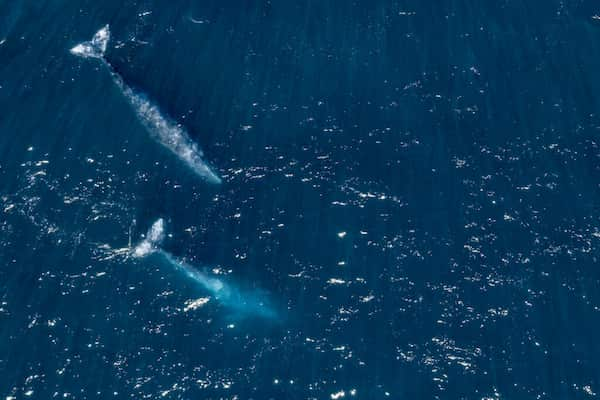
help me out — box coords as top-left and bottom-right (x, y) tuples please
(1, 1), (600, 399)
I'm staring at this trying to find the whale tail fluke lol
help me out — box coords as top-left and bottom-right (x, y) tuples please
(133, 218), (165, 257)
(70, 25), (110, 59)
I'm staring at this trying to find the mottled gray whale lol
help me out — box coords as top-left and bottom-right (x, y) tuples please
(133, 219), (276, 319)
(70, 26), (221, 184)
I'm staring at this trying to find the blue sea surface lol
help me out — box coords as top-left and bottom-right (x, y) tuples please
(1, 1), (600, 399)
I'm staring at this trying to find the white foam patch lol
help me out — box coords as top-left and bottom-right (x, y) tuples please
(183, 297), (210, 312)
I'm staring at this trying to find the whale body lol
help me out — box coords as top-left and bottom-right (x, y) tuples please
(70, 26), (222, 184)
(133, 219), (276, 319)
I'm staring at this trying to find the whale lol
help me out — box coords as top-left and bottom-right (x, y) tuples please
(70, 25), (222, 184)
(132, 219), (276, 319)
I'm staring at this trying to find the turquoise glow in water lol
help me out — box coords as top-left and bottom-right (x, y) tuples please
(1, 1), (600, 398)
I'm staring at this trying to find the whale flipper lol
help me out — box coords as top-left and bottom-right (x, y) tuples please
(70, 25), (110, 59)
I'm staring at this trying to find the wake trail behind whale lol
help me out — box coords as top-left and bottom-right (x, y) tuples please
(70, 25), (221, 184)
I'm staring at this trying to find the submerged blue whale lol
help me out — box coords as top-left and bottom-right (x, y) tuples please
(70, 26), (222, 184)
(133, 219), (276, 319)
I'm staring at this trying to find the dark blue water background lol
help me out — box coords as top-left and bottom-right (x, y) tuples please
(1, 1), (600, 398)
